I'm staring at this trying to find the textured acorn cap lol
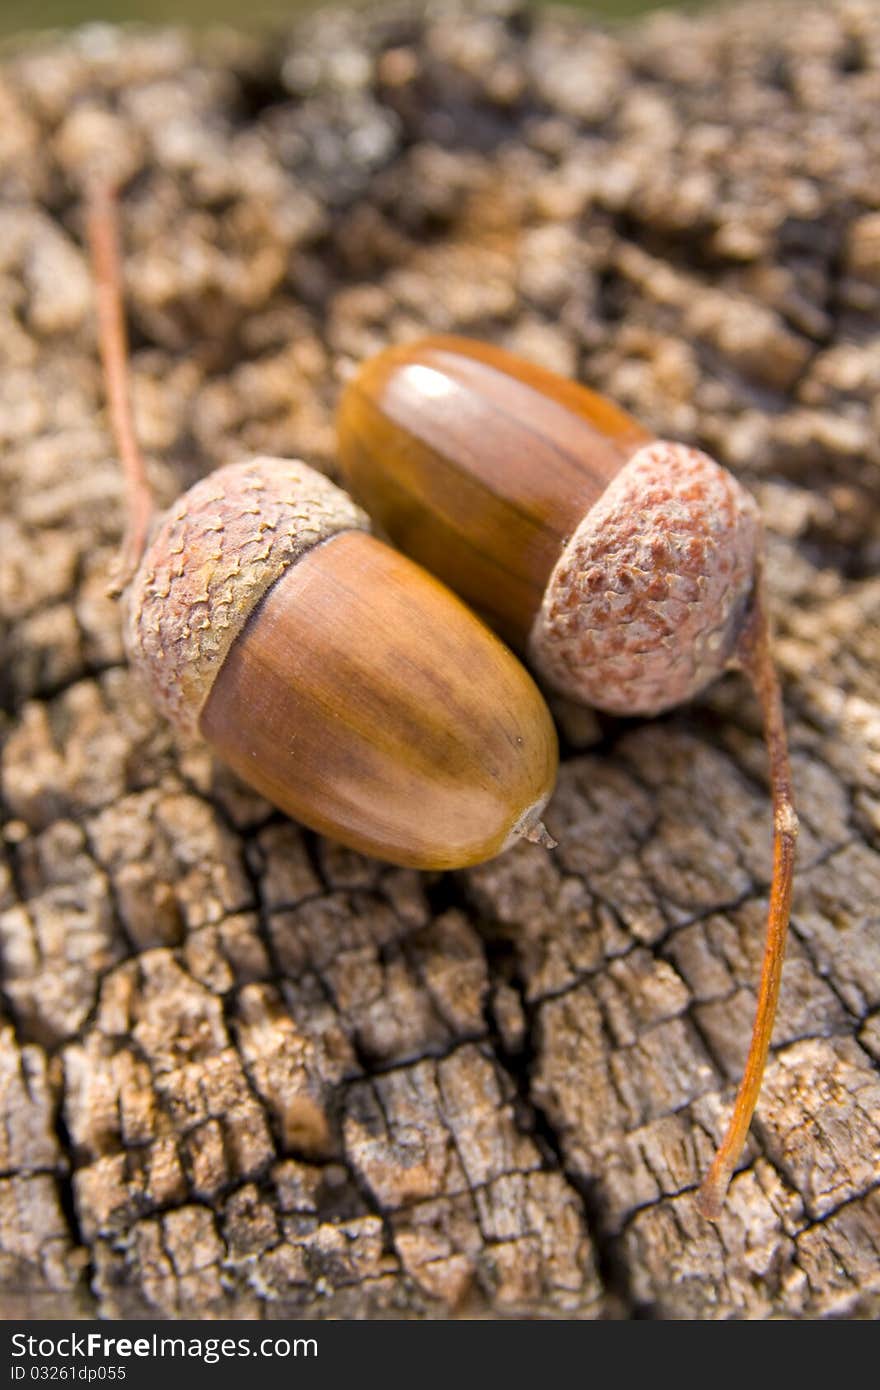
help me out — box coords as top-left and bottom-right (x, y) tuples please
(528, 442), (762, 716)
(125, 457), (369, 735)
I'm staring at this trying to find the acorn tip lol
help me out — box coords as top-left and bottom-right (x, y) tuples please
(521, 819), (557, 850)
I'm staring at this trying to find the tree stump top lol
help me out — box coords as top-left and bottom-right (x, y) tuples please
(1, 0), (879, 1319)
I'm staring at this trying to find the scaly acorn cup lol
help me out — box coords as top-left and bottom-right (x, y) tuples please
(87, 190), (558, 875)
(337, 334), (799, 1218)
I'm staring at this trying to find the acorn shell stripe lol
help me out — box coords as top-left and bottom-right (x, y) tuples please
(125, 457), (369, 734)
(528, 442), (762, 716)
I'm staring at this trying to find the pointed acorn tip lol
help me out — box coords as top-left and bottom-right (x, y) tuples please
(521, 820), (558, 850)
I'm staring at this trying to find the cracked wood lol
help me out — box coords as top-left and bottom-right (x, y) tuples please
(0, 0), (879, 1320)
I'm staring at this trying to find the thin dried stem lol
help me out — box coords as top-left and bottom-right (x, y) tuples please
(86, 180), (156, 594)
(696, 573), (798, 1220)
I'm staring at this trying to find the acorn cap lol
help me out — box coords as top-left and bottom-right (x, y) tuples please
(125, 457), (369, 735)
(528, 442), (762, 716)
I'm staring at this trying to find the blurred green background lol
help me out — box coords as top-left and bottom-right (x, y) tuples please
(0, 0), (709, 39)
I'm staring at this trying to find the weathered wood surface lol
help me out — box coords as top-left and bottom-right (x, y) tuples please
(1, 0), (879, 1320)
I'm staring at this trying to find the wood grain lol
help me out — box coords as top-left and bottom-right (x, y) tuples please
(0, 0), (878, 1321)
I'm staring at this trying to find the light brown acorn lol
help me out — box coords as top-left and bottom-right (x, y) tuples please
(87, 193), (558, 872)
(337, 334), (799, 1219)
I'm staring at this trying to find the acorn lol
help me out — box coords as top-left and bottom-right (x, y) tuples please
(337, 336), (761, 716)
(337, 334), (799, 1218)
(124, 457), (558, 869)
(87, 193), (558, 873)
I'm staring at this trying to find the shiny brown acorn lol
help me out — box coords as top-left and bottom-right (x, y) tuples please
(124, 457), (558, 870)
(86, 191), (558, 874)
(338, 336), (759, 714)
(337, 334), (799, 1219)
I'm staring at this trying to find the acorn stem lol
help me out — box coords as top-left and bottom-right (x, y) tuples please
(86, 179), (156, 595)
(696, 574), (798, 1220)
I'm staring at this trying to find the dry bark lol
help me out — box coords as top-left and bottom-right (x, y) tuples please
(1, 0), (879, 1320)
